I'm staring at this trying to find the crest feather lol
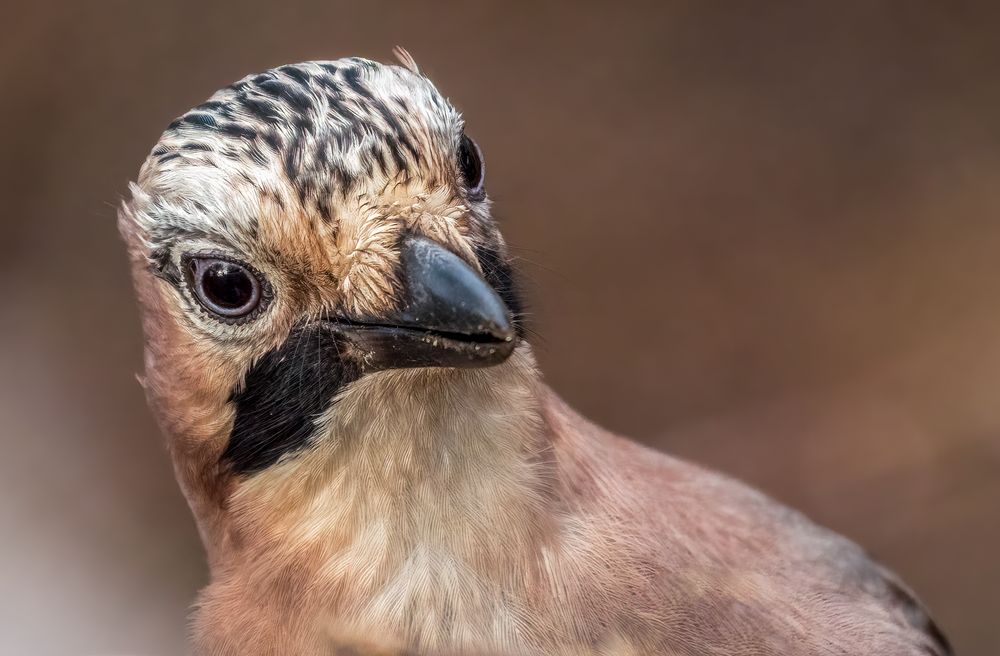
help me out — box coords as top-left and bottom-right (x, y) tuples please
(393, 46), (420, 74)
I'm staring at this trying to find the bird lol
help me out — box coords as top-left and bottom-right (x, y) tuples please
(118, 51), (951, 656)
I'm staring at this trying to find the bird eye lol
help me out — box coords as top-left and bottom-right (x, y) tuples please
(457, 133), (485, 198)
(185, 256), (265, 320)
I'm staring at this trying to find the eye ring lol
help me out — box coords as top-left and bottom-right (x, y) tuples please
(182, 254), (270, 322)
(457, 133), (485, 199)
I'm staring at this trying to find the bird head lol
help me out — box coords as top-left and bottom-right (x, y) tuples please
(119, 54), (534, 556)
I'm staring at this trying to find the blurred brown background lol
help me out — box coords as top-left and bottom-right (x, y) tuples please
(2, 2), (999, 654)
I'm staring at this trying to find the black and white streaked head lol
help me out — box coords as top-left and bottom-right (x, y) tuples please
(119, 53), (536, 545)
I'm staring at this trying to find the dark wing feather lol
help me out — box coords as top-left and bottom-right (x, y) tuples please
(875, 564), (952, 656)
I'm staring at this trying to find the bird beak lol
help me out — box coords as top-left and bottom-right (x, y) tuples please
(328, 235), (516, 370)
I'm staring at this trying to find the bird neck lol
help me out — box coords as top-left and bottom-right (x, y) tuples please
(219, 344), (557, 580)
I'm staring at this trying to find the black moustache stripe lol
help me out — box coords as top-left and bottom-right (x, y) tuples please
(222, 324), (360, 475)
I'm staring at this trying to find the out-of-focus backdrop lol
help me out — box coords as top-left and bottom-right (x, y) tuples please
(3, 2), (999, 654)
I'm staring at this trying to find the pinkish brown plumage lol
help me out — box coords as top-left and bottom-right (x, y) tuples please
(119, 53), (950, 655)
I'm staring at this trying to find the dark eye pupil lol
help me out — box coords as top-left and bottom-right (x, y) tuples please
(188, 257), (262, 318)
(203, 262), (254, 308)
(457, 134), (484, 193)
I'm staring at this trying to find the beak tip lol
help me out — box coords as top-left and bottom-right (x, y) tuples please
(485, 319), (516, 346)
